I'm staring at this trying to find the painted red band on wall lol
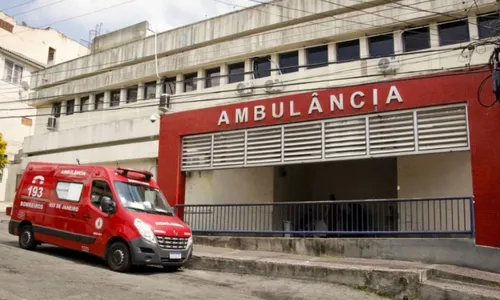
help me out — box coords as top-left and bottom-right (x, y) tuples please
(158, 69), (500, 248)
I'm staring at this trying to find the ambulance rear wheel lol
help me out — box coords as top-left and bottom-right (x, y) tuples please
(18, 225), (37, 251)
(106, 241), (131, 272)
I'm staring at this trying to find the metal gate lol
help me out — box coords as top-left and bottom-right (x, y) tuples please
(181, 103), (469, 171)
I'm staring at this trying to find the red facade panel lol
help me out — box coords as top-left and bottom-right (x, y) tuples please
(158, 69), (500, 247)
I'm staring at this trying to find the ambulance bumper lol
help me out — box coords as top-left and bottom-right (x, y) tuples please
(128, 237), (193, 267)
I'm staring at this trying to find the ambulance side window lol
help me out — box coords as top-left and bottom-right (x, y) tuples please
(91, 180), (113, 210)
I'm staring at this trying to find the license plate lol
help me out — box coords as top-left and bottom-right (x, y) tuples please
(169, 252), (182, 259)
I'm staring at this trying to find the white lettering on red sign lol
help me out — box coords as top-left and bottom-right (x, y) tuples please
(60, 170), (87, 176)
(20, 201), (44, 210)
(48, 202), (79, 212)
(217, 86), (403, 126)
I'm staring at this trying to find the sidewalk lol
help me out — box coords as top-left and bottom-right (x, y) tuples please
(189, 245), (500, 300)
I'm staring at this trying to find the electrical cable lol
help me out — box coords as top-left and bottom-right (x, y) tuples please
(0, 0), (68, 20)
(0, 45), (471, 107)
(477, 74), (496, 107)
(0, 66), (490, 120)
(0, 0), (36, 12)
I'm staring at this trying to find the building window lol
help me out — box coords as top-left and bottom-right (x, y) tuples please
(52, 102), (62, 118)
(369, 34), (394, 58)
(48, 47), (56, 63)
(126, 86), (138, 103)
(144, 82), (156, 99)
(438, 20), (470, 46)
(205, 68), (221, 88)
(2, 59), (23, 84)
(477, 13), (499, 39)
(66, 100), (75, 115)
(336, 39), (360, 62)
(184, 72), (198, 92)
(164, 77), (176, 95)
(279, 51), (299, 74)
(253, 56), (271, 79)
(110, 90), (120, 107)
(403, 27), (430, 52)
(306, 45), (328, 69)
(80, 96), (89, 112)
(228, 62), (245, 83)
(95, 93), (104, 110)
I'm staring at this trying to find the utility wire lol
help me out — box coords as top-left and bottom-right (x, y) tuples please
(1, 0), (36, 12)
(0, 45), (472, 106)
(0, 0), (68, 20)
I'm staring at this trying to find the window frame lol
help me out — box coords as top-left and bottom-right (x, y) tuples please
(3, 59), (23, 84)
(368, 33), (395, 58)
(477, 12), (499, 39)
(110, 89), (121, 107)
(55, 181), (84, 203)
(91, 180), (114, 209)
(94, 93), (105, 110)
(336, 39), (361, 62)
(306, 45), (329, 69)
(52, 102), (62, 118)
(228, 62), (245, 84)
(205, 67), (221, 88)
(164, 77), (176, 95)
(126, 86), (138, 103)
(437, 19), (470, 46)
(278, 51), (299, 74)
(402, 26), (431, 53)
(144, 81), (156, 100)
(66, 100), (75, 116)
(80, 96), (89, 112)
(183, 72), (198, 92)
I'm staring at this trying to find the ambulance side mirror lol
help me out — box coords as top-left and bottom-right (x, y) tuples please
(101, 196), (116, 214)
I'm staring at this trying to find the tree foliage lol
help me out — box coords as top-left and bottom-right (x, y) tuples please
(0, 132), (7, 170)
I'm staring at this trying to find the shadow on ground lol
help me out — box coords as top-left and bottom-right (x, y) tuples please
(0, 240), (183, 275)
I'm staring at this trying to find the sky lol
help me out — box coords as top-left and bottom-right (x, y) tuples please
(1, 0), (266, 44)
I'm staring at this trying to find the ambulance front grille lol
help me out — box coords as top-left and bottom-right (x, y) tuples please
(155, 235), (188, 250)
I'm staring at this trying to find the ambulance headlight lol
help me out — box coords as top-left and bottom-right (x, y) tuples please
(134, 218), (156, 244)
(187, 236), (193, 248)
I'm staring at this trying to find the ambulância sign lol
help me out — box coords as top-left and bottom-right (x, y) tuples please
(217, 85), (403, 126)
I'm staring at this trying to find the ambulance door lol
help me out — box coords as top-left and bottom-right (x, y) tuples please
(80, 180), (114, 257)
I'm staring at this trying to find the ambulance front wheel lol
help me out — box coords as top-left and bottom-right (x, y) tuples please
(18, 225), (37, 251)
(106, 241), (132, 272)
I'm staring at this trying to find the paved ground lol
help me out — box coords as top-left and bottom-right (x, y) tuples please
(0, 221), (385, 300)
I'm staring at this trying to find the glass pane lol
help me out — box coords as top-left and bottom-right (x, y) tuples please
(3, 60), (13, 82)
(478, 13), (499, 39)
(403, 27), (430, 52)
(306, 45), (328, 69)
(126, 87), (138, 103)
(184, 73), (198, 92)
(369, 34), (394, 57)
(80, 98), (89, 112)
(279, 51), (299, 74)
(228, 62), (245, 83)
(13, 65), (23, 84)
(438, 20), (470, 46)
(336, 40), (360, 62)
(253, 57), (271, 79)
(205, 68), (221, 88)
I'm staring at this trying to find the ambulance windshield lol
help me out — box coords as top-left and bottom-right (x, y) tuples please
(113, 181), (174, 215)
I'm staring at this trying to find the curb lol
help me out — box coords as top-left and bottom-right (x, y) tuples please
(186, 254), (425, 299)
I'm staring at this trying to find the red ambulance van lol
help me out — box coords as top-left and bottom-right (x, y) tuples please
(8, 162), (193, 272)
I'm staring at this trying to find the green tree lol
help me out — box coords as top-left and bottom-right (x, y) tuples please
(0, 132), (7, 170)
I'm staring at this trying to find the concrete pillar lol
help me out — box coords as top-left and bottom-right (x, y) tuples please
(393, 31), (403, 54)
(88, 94), (95, 111)
(244, 58), (253, 81)
(429, 22), (439, 48)
(156, 79), (163, 98)
(176, 74), (184, 93)
(220, 64), (228, 85)
(60, 100), (67, 115)
(468, 14), (479, 40)
(298, 48), (307, 73)
(120, 88), (127, 104)
(359, 36), (369, 58)
(329, 42), (337, 62)
(197, 69), (205, 91)
(74, 97), (81, 113)
(137, 83), (145, 100)
(103, 91), (111, 109)
(270, 53), (279, 77)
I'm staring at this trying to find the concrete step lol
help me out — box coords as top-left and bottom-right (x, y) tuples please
(419, 278), (500, 300)
(188, 246), (430, 299)
(431, 264), (500, 289)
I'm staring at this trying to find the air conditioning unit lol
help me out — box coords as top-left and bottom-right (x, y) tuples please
(264, 78), (284, 93)
(158, 93), (171, 113)
(46, 116), (57, 130)
(235, 81), (254, 96)
(378, 56), (400, 74)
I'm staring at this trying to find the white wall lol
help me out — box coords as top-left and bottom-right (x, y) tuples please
(184, 167), (274, 231)
(397, 152), (473, 232)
